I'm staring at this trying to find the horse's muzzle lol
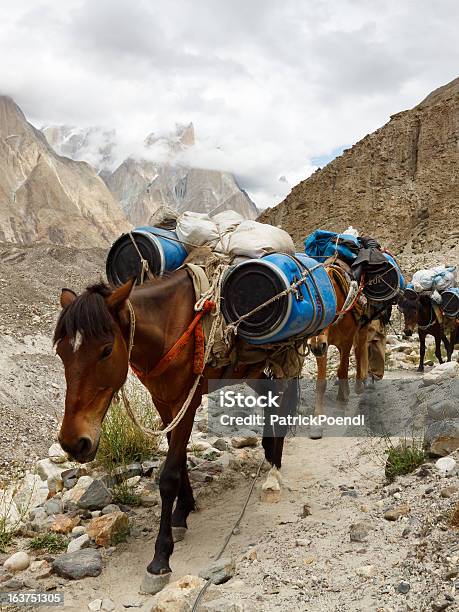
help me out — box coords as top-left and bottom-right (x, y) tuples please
(59, 435), (98, 463)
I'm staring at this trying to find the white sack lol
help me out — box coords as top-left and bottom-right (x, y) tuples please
(212, 211), (245, 253)
(176, 212), (219, 251)
(412, 266), (457, 294)
(226, 220), (295, 259)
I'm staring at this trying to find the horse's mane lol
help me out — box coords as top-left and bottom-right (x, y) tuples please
(53, 283), (114, 346)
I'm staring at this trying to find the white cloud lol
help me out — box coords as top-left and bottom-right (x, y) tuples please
(1, 0), (458, 207)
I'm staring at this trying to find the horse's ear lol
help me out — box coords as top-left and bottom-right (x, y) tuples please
(60, 288), (77, 308)
(106, 278), (135, 312)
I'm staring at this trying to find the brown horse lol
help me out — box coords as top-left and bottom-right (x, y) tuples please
(53, 272), (298, 591)
(398, 294), (457, 371)
(307, 267), (368, 438)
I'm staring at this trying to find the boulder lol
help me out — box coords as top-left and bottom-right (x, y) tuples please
(384, 504), (410, 521)
(142, 574), (205, 612)
(425, 419), (459, 456)
(423, 361), (459, 386)
(199, 557), (235, 584)
(13, 473), (49, 511)
(62, 476), (94, 507)
(67, 533), (90, 554)
(87, 511), (129, 547)
(35, 458), (69, 483)
(3, 551), (30, 572)
(50, 514), (81, 534)
(435, 456), (457, 474)
(52, 549), (102, 580)
(230, 432), (258, 449)
(78, 480), (113, 511)
(48, 443), (68, 464)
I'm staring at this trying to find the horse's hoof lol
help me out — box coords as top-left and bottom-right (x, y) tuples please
(140, 570), (171, 594)
(172, 526), (187, 542)
(355, 380), (365, 395)
(309, 426), (323, 440)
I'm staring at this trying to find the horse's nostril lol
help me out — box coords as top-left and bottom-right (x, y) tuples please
(76, 436), (93, 457)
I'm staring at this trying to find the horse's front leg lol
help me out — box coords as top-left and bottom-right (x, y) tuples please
(311, 355), (327, 439)
(418, 332), (426, 372)
(354, 325), (368, 394)
(443, 333), (452, 362)
(171, 458), (195, 542)
(143, 398), (198, 592)
(337, 344), (351, 403)
(435, 334), (445, 364)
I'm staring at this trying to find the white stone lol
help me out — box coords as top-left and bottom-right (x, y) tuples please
(435, 456), (457, 474)
(67, 533), (90, 553)
(13, 473), (49, 511)
(424, 361), (459, 386)
(35, 458), (69, 482)
(88, 599), (102, 612)
(144, 574), (205, 611)
(48, 442), (68, 464)
(3, 551), (30, 572)
(101, 600), (115, 612)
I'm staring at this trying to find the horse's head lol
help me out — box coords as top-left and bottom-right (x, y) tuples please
(397, 293), (418, 337)
(307, 330), (329, 357)
(54, 280), (135, 462)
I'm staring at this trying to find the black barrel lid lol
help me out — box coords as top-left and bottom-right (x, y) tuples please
(106, 231), (162, 286)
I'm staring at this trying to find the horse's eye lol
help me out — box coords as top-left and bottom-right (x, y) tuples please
(100, 345), (113, 360)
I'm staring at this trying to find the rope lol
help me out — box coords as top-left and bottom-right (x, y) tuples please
(127, 232), (155, 284)
(191, 457), (265, 611)
(225, 261), (323, 336)
(120, 273), (224, 437)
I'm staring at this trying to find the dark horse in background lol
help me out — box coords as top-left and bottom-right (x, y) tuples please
(53, 273), (298, 592)
(398, 293), (457, 371)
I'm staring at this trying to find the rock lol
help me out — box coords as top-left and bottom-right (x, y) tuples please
(87, 511), (129, 547)
(441, 485), (459, 498)
(142, 574), (205, 611)
(140, 493), (158, 508)
(48, 442), (68, 464)
(35, 458), (68, 483)
(29, 506), (48, 531)
(91, 511), (102, 518)
(50, 513), (80, 534)
(30, 559), (52, 579)
(101, 600), (116, 612)
(350, 522), (372, 542)
(44, 498), (64, 516)
(428, 400), (459, 421)
(301, 503), (312, 518)
(61, 468), (80, 489)
(396, 580), (410, 594)
(384, 505), (410, 521)
(189, 440), (212, 452)
(423, 362), (459, 386)
(52, 549), (102, 580)
(199, 557), (235, 584)
(101, 504), (121, 515)
(213, 438), (228, 451)
(88, 599), (102, 612)
(67, 533), (90, 553)
(295, 538), (311, 547)
(202, 448), (222, 461)
(230, 432), (258, 448)
(13, 473), (49, 511)
(71, 525), (86, 537)
(62, 475), (94, 508)
(355, 565), (375, 578)
(78, 480), (113, 510)
(141, 461), (160, 477)
(431, 599), (451, 611)
(201, 598), (245, 612)
(113, 463), (143, 482)
(425, 419), (459, 456)
(435, 456), (457, 474)
(3, 551), (30, 572)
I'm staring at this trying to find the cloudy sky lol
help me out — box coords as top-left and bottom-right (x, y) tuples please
(2, 0), (459, 207)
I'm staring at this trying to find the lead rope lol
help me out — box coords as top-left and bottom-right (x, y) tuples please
(120, 286), (223, 437)
(191, 457), (265, 611)
(127, 231), (154, 283)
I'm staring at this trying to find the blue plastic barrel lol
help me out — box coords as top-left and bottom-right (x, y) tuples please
(221, 253), (337, 344)
(106, 227), (187, 286)
(441, 287), (459, 318)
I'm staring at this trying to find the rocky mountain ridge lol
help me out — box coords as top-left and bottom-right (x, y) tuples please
(0, 96), (129, 247)
(259, 77), (459, 270)
(44, 122), (258, 225)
